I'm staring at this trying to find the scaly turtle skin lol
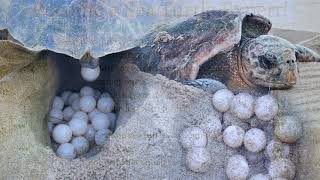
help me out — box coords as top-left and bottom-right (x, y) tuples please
(116, 10), (320, 94)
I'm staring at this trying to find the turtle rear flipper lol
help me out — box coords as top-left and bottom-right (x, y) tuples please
(295, 44), (320, 62)
(183, 79), (227, 94)
(0, 41), (39, 80)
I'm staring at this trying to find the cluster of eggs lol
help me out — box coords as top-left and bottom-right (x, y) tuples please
(180, 89), (302, 180)
(48, 86), (116, 160)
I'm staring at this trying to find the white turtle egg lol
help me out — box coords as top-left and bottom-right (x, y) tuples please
(95, 129), (112, 145)
(48, 122), (54, 134)
(94, 89), (101, 100)
(106, 112), (117, 130)
(100, 92), (111, 98)
(88, 109), (101, 120)
(230, 93), (255, 120)
(91, 113), (111, 130)
(249, 174), (270, 180)
(244, 128), (267, 152)
(81, 66), (100, 82)
(56, 143), (76, 160)
(226, 155), (249, 180)
(52, 124), (72, 144)
(49, 108), (63, 124)
(223, 125), (245, 148)
(268, 158), (295, 180)
(97, 97), (115, 113)
(69, 118), (88, 136)
(212, 89), (234, 112)
(265, 140), (290, 160)
(80, 86), (95, 97)
(71, 98), (81, 111)
(63, 106), (75, 121)
(71, 136), (89, 155)
(68, 93), (80, 106)
(255, 95), (278, 121)
(180, 127), (207, 149)
(186, 147), (211, 173)
(61, 91), (72, 104)
(52, 96), (64, 110)
(275, 115), (302, 144)
(79, 95), (96, 113)
(72, 111), (89, 123)
(84, 124), (96, 142)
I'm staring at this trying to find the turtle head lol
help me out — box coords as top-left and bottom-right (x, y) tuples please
(241, 35), (298, 89)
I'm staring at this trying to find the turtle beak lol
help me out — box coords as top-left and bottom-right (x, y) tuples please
(287, 71), (297, 85)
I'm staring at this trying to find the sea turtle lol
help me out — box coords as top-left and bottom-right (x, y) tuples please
(113, 10), (320, 94)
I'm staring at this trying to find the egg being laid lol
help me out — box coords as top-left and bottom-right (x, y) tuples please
(81, 66), (100, 82)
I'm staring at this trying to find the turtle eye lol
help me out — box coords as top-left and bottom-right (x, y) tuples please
(258, 55), (273, 69)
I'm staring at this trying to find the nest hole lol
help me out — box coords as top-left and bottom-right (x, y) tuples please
(47, 51), (123, 160)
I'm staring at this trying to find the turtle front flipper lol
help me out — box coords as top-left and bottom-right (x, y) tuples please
(0, 40), (39, 80)
(295, 44), (320, 62)
(183, 79), (227, 94)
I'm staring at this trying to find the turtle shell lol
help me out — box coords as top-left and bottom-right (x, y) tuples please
(0, 0), (201, 59)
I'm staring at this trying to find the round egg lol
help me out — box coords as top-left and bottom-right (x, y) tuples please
(69, 118), (88, 136)
(84, 124), (96, 142)
(49, 108), (63, 124)
(52, 124), (72, 144)
(61, 91), (72, 104)
(68, 93), (79, 106)
(79, 96), (96, 113)
(223, 125), (245, 148)
(275, 115), (302, 144)
(80, 86), (95, 97)
(91, 113), (111, 130)
(265, 140), (290, 160)
(56, 143), (76, 160)
(212, 89), (234, 112)
(71, 98), (81, 111)
(255, 95), (278, 121)
(230, 93), (255, 120)
(186, 147), (211, 173)
(95, 129), (112, 145)
(72, 111), (89, 123)
(244, 128), (267, 152)
(226, 155), (249, 180)
(81, 66), (100, 82)
(63, 106), (75, 121)
(180, 127), (207, 149)
(249, 174), (270, 180)
(97, 97), (115, 113)
(71, 136), (89, 155)
(52, 96), (64, 110)
(268, 158), (295, 180)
